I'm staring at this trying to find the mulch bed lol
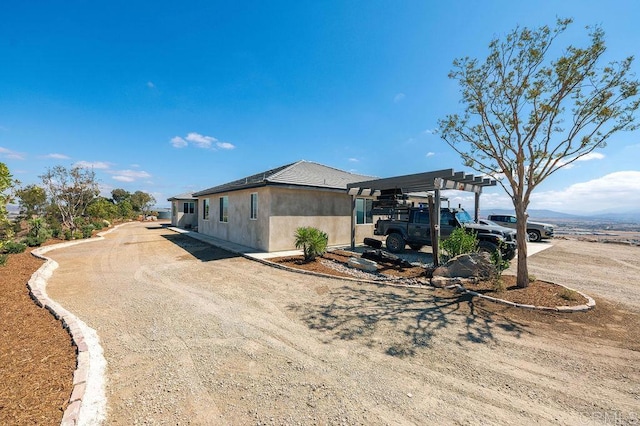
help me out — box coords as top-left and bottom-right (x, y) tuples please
(271, 250), (588, 308)
(0, 251), (76, 426)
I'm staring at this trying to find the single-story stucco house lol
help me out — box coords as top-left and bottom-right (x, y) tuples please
(168, 192), (198, 229)
(169, 160), (378, 252)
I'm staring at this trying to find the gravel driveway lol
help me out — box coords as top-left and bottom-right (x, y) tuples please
(46, 222), (640, 425)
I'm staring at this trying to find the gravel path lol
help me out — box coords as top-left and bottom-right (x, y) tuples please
(46, 222), (640, 425)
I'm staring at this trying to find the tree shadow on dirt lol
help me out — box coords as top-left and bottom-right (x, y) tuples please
(160, 233), (239, 262)
(288, 285), (529, 358)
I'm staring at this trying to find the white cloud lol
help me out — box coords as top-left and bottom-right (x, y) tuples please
(170, 136), (188, 148)
(393, 93), (406, 103)
(186, 132), (217, 148)
(147, 81), (155, 88)
(0, 147), (25, 160)
(74, 161), (111, 169)
(348, 158), (359, 163)
(44, 153), (70, 160)
(171, 132), (235, 151)
(426, 152), (435, 157)
(422, 129), (436, 135)
(111, 169), (152, 182)
(559, 151), (605, 169)
(216, 141), (235, 150)
(453, 171), (640, 215)
(529, 171), (640, 213)
(575, 152), (605, 162)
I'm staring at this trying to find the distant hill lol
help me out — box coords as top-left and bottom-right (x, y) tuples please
(483, 208), (640, 223)
(483, 208), (580, 220)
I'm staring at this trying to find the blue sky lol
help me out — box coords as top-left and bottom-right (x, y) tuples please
(1, 1), (639, 214)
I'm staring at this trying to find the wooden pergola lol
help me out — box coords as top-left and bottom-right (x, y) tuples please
(346, 168), (497, 262)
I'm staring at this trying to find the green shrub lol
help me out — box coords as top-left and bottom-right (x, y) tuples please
(294, 227), (328, 262)
(440, 228), (478, 261)
(72, 230), (83, 240)
(25, 217), (51, 247)
(50, 226), (62, 239)
(64, 229), (73, 240)
(92, 221), (104, 230)
(0, 253), (8, 267)
(82, 224), (95, 239)
(2, 241), (27, 254)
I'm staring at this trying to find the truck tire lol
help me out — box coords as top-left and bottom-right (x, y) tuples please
(477, 241), (498, 255)
(527, 229), (541, 242)
(385, 233), (405, 253)
(409, 244), (423, 251)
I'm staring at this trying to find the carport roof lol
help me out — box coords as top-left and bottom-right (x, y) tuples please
(346, 168), (496, 195)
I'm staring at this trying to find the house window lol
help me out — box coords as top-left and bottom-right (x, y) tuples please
(202, 199), (210, 220)
(172, 202), (176, 217)
(219, 196), (228, 223)
(250, 193), (258, 220)
(355, 198), (373, 224)
(183, 202), (194, 214)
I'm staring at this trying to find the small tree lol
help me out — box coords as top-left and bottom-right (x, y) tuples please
(130, 191), (156, 218)
(40, 165), (99, 231)
(87, 196), (118, 221)
(439, 18), (640, 288)
(15, 184), (48, 218)
(439, 227), (479, 262)
(294, 227), (328, 262)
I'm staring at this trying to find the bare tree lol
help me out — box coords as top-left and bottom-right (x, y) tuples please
(40, 166), (99, 231)
(438, 18), (640, 288)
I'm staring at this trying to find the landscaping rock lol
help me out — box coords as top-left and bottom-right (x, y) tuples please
(433, 252), (495, 279)
(348, 257), (379, 272)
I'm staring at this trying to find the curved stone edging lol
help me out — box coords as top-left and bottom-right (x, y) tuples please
(458, 283), (596, 312)
(28, 222), (134, 426)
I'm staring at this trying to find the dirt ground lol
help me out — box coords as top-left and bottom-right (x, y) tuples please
(2, 222), (639, 425)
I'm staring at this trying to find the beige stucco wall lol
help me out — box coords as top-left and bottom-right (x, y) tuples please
(197, 188), (271, 251)
(195, 186), (375, 252)
(268, 187), (374, 252)
(171, 200), (198, 228)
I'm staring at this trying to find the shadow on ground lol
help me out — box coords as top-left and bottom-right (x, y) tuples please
(160, 233), (239, 262)
(289, 285), (528, 357)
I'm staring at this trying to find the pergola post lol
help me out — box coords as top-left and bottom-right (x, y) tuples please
(350, 195), (356, 250)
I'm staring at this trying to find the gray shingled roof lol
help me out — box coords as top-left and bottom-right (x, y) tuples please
(167, 192), (197, 201)
(193, 160), (375, 197)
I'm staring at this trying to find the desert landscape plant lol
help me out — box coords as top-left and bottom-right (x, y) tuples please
(294, 226), (328, 262)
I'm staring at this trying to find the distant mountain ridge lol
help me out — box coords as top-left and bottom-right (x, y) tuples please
(483, 208), (640, 223)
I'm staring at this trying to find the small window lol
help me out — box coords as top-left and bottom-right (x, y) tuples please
(172, 202), (176, 217)
(355, 198), (373, 224)
(202, 199), (210, 220)
(219, 196), (228, 223)
(183, 202), (194, 214)
(250, 193), (258, 220)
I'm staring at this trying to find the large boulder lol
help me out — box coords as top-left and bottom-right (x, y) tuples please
(433, 252), (496, 279)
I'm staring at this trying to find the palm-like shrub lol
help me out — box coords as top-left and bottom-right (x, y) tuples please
(294, 227), (328, 262)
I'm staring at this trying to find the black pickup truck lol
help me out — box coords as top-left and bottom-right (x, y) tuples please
(374, 207), (517, 260)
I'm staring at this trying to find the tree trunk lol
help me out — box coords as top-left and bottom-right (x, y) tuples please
(514, 201), (529, 288)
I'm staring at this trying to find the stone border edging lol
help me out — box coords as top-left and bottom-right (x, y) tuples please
(460, 284), (596, 312)
(28, 222), (134, 426)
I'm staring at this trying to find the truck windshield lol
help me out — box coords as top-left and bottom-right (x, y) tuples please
(455, 211), (473, 224)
